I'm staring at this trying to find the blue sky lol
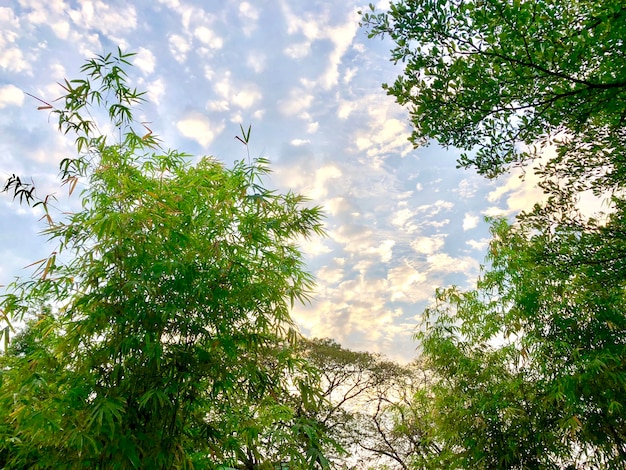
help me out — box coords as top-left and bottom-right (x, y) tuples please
(0, 0), (543, 363)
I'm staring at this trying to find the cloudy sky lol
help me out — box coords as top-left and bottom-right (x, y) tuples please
(0, 0), (541, 363)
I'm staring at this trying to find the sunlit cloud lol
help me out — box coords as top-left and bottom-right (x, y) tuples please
(366, 239), (395, 263)
(426, 253), (478, 275)
(284, 42), (311, 59)
(246, 53), (266, 73)
(388, 262), (427, 302)
(279, 88), (314, 116)
(146, 78), (166, 105)
(456, 177), (480, 199)
(134, 47), (156, 75)
(239, 2), (259, 22)
(318, 13), (359, 90)
(467, 238), (490, 251)
(297, 236), (333, 258)
(194, 26), (223, 49)
(0, 84), (23, 108)
(0, 45), (28, 74)
(462, 213), (479, 231)
(176, 112), (224, 148)
(169, 34), (191, 63)
(212, 72), (262, 110)
(410, 235), (446, 255)
(67, 1), (138, 37)
(0, 0), (501, 364)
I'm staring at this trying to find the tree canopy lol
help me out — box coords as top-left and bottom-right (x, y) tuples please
(418, 216), (626, 468)
(361, 0), (626, 200)
(0, 49), (332, 469)
(362, 0), (626, 468)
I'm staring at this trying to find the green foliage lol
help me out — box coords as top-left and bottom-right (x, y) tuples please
(362, 1), (626, 467)
(361, 0), (626, 196)
(1, 50), (331, 469)
(418, 214), (626, 468)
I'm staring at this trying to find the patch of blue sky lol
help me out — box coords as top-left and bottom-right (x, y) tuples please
(0, 0), (533, 362)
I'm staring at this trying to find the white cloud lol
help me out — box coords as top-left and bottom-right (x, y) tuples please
(410, 235), (445, 255)
(424, 219), (451, 229)
(207, 100), (230, 111)
(457, 178), (479, 199)
(169, 34), (191, 62)
(239, 2), (259, 21)
(0, 84), (24, 108)
(318, 17), (359, 90)
(388, 262), (428, 302)
(246, 53), (266, 73)
(0, 9), (28, 73)
(372, 239), (396, 263)
(483, 206), (508, 218)
(337, 100), (356, 119)
(0, 7), (19, 26)
(487, 145), (605, 221)
(176, 112), (224, 148)
(68, 30), (102, 60)
(134, 48), (156, 75)
(194, 26), (223, 49)
(251, 109), (265, 120)
(0, 47), (28, 73)
(343, 67), (357, 84)
(462, 213), (479, 231)
(284, 42), (311, 59)
(391, 207), (419, 233)
(294, 293), (402, 345)
(331, 224), (375, 255)
(317, 265), (345, 285)
(291, 139), (310, 146)
(313, 165), (342, 199)
(48, 63), (66, 80)
(212, 72), (262, 110)
(238, 1), (259, 36)
(426, 253), (477, 275)
(279, 88), (314, 116)
(278, 164), (342, 202)
(279, 2), (358, 89)
(146, 78), (166, 106)
(467, 239), (490, 251)
(487, 150), (554, 215)
(233, 88), (262, 109)
(157, 0), (180, 7)
(21, 0), (65, 26)
(416, 199), (454, 216)
(324, 197), (357, 217)
(280, 1), (322, 38)
(67, 1), (137, 37)
(51, 20), (70, 39)
(353, 98), (414, 162)
(298, 237), (332, 257)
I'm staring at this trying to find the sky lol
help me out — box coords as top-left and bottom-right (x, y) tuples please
(0, 0), (544, 363)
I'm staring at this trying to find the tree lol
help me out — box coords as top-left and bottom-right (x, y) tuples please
(362, 1), (626, 467)
(0, 49), (330, 469)
(417, 215), (626, 468)
(361, 0), (626, 199)
(298, 338), (437, 470)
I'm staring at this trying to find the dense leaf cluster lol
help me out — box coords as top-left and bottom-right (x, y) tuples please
(362, 0), (626, 468)
(362, 0), (626, 193)
(0, 50), (332, 469)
